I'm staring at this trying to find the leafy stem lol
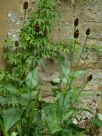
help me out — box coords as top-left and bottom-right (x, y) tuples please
(0, 118), (9, 136)
(71, 39), (76, 70)
(27, 88), (40, 135)
(68, 35), (89, 91)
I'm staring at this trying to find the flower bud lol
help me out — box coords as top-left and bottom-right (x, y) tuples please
(86, 28), (90, 35)
(23, 1), (28, 10)
(37, 101), (43, 110)
(74, 29), (79, 38)
(0, 130), (3, 136)
(15, 41), (19, 47)
(87, 75), (92, 81)
(34, 24), (40, 32)
(74, 18), (79, 27)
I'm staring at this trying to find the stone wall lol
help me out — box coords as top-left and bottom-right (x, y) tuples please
(49, 0), (102, 45)
(0, 0), (22, 69)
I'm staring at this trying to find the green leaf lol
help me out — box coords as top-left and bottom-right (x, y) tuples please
(0, 96), (5, 104)
(21, 91), (37, 100)
(0, 118), (9, 136)
(3, 108), (23, 132)
(69, 123), (86, 132)
(44, 102), (62, 134)
(47, 114), (62, 134)
(11, 132), (18, 136)
(61, 64), (70, 83)
(63, 110), (75, 121)
(92, 113), (102, 128)
(0, 84), (17, 94)
(2, 95), (29, 106)
(64, 89), (79, 107)
(0, 71), (5, 81)
(74, 70), (85, 78)
(25, 67), (39, 89)
(97, 113), (102, 121)
(92, 119), (102, 127)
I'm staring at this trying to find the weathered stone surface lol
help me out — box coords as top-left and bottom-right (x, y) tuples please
(49, 0), (102, 45)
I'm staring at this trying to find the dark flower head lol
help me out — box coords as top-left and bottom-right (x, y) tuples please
(0, 130), (3, 136)
(87, 75), (92, 81)
(37, 101), (43, 110)
(74, 29), (79, 38)
(20, 28), (23, 31)
(23, 1), (28, 10)
(34, 24), (40, 32)
(15, 41), (19, 47)
(74, 18), (79, 27)
(86, 28), (90, 35)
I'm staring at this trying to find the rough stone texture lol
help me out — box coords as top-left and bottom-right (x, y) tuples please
(0, 0), (23, 69)
(49, 0), (102, 45)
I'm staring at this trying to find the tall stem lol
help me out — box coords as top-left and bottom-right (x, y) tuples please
(0, 119), (9, 136)
(76, 35), (88, 67)
(76, 80), (89, 101)
(71, 39), (76, 70)
(23, 9), (27, 25)
(27, 89), (40, 136)
(68, 35), (88, 90)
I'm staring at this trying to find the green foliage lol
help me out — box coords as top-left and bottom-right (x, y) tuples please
(92, 113), (102, 128)
(25, 68), (39, 89)
(3, 0), (71, 84)
(0, 56), (93, 136)
(3, 108), (23, 132)
(0, 0), (102, 136)
(3, 0), (57, 82)
(0, 68), (39, 136)
(43, 89), (83, 135)
(33, 0), (58, 34)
